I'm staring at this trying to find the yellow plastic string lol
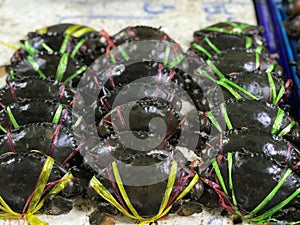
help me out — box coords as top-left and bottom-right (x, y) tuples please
(36, 27), (48, 35)
(1, 41), (19, 50)
(90, 160), (199, 224)
(89, 176), (137, 219)
(64, 25), (82, 36)
(112, 161), (144, 220)
(72, 27), (96, 38)
(27, 157), (54, 212)
(0, 156), (73, 225)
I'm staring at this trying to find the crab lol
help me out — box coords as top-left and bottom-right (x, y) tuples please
(11, 23), (108, 66)
(9, 51), (87, 88)
(0, 151), (75, 224)
(198, 129), (300, 224)
(0, 75), (75, 105)
(0, 99), (81, 133)
(0, 122), (82, 168)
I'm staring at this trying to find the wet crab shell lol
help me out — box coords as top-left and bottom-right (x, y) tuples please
(193, 21), (265, 45)
(0, 99), (77, 132)
(189, 32), (261, 60)
(90, 153), (203, 219)
(11, 23), (108, 66)
(82, 130), (178, 172)
(221, 70), (286, 102)
(96, 98), (182, 139)
(204, 151), (300, 223)
(9, 51), (87, 88)
(94, 61), (209, 119)
(1, 76), (75, 105)
(0, 151), (70, 213)
(0, 122), (80, 167)
(208, 47), (284, 77)
(221, 99), (297, 134)
(112, 25), (174, 46)
(201, 129), (300, 176)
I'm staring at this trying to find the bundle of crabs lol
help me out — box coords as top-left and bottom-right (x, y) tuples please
(0, 21), (299, 225)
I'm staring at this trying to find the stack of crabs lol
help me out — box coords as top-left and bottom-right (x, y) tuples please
(0, 21), (299, 225)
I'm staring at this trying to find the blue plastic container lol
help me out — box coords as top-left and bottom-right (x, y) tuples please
(254, 0), (300, 119)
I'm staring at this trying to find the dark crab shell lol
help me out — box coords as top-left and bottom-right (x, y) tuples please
(1, 76), (75, 105)
(0, 122), (80, 166)
(0, 151), (70, 213)
(9, 51), (87, 87)
(193, 21), (265, 45)
(190, 32), (261, 60)
(94, 61), (209, 119)
(112, 25), (175, 46)
(208, 47), (284, 78)
(204, 150), (300, 223)
(221, 99), (296, 134)
(0, 99), (77, 132)
(83, 130), (177, 171)
(96, 98), (182, 139)
(11, 23), (108, 66)
(221, 70), (286, 102)
(201, 129), (300, 176)
(90, 154), (203, 219)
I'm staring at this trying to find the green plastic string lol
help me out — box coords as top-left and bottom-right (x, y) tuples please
(245, 37), (252, 49)
(202, 27), (234, 35)
(278, 121), (296, 137)
(27, 56), (46, 78)
(55, 53), (69, 82)
(163, 45), (171, 66)
(272, 108), (285, 134)
(41, 42), (53, 53)
(9, 70), (15, 80)
(60, 33), (72, 52)
(64, 65), (87, 83)
(220, 103), (233, 130)
(118, 46), (130, 61)
(248, 169), (295, 223)
(274, 83), (285, 105)
(0, 125), (7, 134)
(206, 60), (258, 100)
(246, 168), (292, 219)
(192, 42), (212, 58)
(212, 158), (228, 195)
(52, 104), (63, 124)
(6, 106), (19, 129)
(109, 49), (116, 64)
(255, 45), (264, 69)
(70, 38), (85, 58)
(223, 78), (258, 100)
(227, 152), (242, 216)
(207, 111), (222, 132)
(196, 68), (242, 99)
(21, 40), (39, 55)
(204, 37), (221, 54)
(59, 34), (70, 54)
(223, 21), (251, 34)
(267, 71), (277, 104)
(216, 152), (297, 224)
(71, 115), (83, 131)
(168, 54), (184, 69)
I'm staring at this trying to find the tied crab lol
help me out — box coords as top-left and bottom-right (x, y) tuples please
(11, 23), (108, 66)
(0, 151), (74, 225)
(1, 75), (75, 105)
